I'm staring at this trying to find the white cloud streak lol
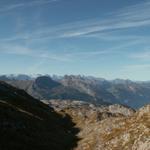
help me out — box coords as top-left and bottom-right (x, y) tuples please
(1, 0), (150, 63)
(0, 44), (71, 62)
(0, 0), (59, 12)
(60, 1), (150, 38)
(130, 51), (150, 60)
(33, 1), (150, 39)
(0, 42), (120, 62)
(1, 0), (150, 43)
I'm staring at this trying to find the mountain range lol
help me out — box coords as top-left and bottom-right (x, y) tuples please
(1, 74), (150, 108)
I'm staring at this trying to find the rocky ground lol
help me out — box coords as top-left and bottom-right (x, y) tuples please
(42, 100), (150, 150)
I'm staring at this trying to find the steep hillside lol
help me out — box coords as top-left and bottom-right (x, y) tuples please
(0, 81), (79, 150)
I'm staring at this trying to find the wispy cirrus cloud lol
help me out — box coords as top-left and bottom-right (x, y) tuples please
(0, 0), (149, 45)
(1, 0), (150, 43)
(0, 45), (32, 55)
(0, 0), (59, 12)
(60, 1), (150, 38)
(0, 44), (71, 62)
(1, 0), (150, 65)
(130, 51), (150, 60)
(0, 41), (120, 62)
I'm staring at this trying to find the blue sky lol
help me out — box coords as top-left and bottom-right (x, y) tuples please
(0, 0), (150, 80)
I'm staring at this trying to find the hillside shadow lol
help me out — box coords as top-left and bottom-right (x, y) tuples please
(0, 100), (80, 150)
(0, 81), (80, 150)
(57, 112), (81, 150)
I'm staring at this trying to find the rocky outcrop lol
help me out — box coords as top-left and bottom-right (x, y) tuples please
(95, 105), (150, 150)
(43, 100), (135, 116)
(44, 100), (149, 150)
